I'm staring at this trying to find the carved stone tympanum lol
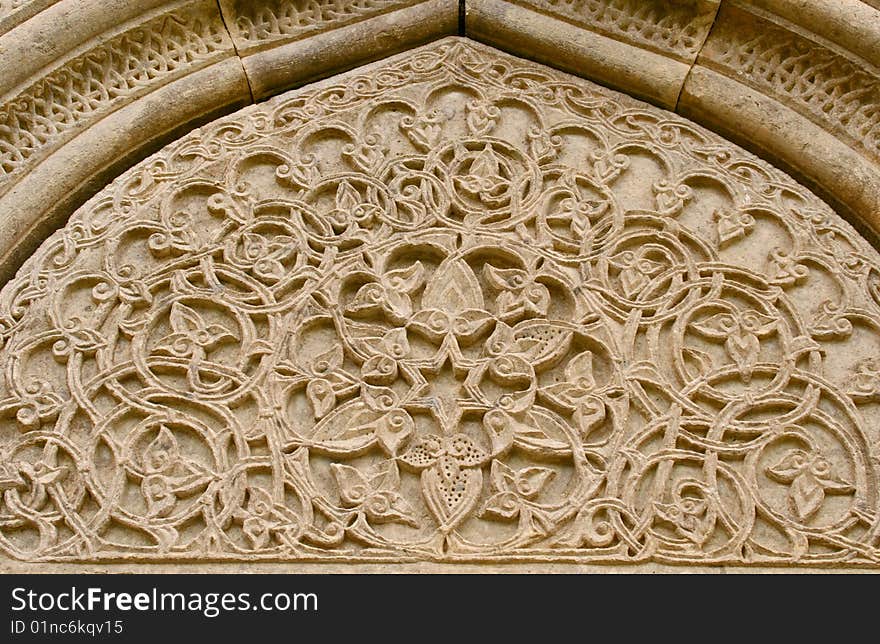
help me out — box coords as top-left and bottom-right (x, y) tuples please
(2, 37), (880, 566)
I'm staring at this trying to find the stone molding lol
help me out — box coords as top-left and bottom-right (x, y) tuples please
(2, 37), (880, 570)
(1, 1), (880, 572)
(0, 1), (878, 293)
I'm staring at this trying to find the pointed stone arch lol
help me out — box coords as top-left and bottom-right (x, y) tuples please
(1, 37), (879, 571)
(2, 1), (880, 299)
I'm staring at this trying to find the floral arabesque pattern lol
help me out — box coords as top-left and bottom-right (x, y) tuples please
(1, 38), (880, 565)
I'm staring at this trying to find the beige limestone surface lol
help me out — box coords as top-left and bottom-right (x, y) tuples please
(1, 38), (880, 572)
(2, 0), (880, 290)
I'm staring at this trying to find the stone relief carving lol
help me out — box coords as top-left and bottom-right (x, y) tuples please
(1, 37), (880, 566)
(225, 0), (424, 43)
(0, 5), (230, 188)
(512, 0), (718, 61)
(700, 5), (880, 162)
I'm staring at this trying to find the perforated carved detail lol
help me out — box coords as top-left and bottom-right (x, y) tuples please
(1, 39), (880, 565)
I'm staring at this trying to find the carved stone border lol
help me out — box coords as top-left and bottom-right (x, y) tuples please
(1, 1), (880, 574)
(1, 0), (878, 286)
(0, 0), (457, 287)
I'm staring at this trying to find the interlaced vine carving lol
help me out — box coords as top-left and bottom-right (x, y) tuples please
(1, 38), (879, 565)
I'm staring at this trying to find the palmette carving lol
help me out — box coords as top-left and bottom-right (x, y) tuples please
(1, 38), (880, 565)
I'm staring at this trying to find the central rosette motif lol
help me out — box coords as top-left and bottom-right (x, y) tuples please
(278, 245), (613, 550)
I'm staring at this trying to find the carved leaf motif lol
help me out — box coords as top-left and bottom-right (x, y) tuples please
(66, 328), (107, 354)
(407, 309), (450, 343)
(361, 384), (398, 412)
(400, 111), (444, 149)
(490, 459), (517, 492)
(690, 312), (737, 339)
(309, 402), (379, 454)
(725, 331), (761, 381)
(484, 265), (527, 291)
(480, 460), (554, 521)
(681, 346), (714, 378)
(767, 247), (809, 286)
(306, 378), (336, 419)
(335, 181), (361, 213)
(788, 472), (826, 521)
(0, 463), (25, 491)
(362, 355), (397, 384)
(374, 409), (413, 456)
(381, 328), (409, 358)
(714, 208), (754, 247)
(142, 475), (177, 518)
(389, 292), (417, 322)
(848, 357), (880, 402)
(471, 145), (501, 178)
(512, 321), (572, 367)
(513, 466), (555, 499)
(484, 320), (519, 356)
(421, 258), (484, 313)
(161, 301), (237, 353)
(619, 267), (648, 299)
(444, 434), (489, 468)
(466, 101), (499, 136)
(421, 461), (482, 532)
(383, 262), (424, 293)
(511, 409), (572, 457)
(609, 251), (663, 299)
(564, 350), (595, 389)
(767, 449), (854, 521)
(449, 309), (495, 341)
(347, 282), (386, 316)
(481, 491), (520, 520)
(482, 409), (515, 454)
(309, 344), (343, 376)
(362, 490), (419, 527)
(332, 461), (417, 527)
(331, 463), (371, 506)
(691, 310), (776, 380)
(400, 435), (443, 470)
(488, 354), (534, 385)
(143, 426), (180, 474)
(653, 498), (714, 546)
(573, 396), (606, 439)
(170, 301), (205, 334)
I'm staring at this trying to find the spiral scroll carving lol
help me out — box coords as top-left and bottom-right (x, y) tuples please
(1, 38), (879, 565)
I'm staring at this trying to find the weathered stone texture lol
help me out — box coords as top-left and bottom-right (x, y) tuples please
(3, 1), (880, 573)
(2, 39), (880, 567)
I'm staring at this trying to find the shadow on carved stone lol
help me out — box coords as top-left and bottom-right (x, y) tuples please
(1, 37), (879, 568)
